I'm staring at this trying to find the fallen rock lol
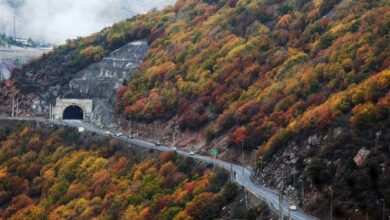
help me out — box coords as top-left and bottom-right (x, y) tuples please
(308, 135), (320, 146)
(290, 157), (299, 164)
(353, 148), (370, 167)
(333, 127), (344, 138)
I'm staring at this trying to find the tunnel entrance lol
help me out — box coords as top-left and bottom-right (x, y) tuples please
(63, 105), (84, 120)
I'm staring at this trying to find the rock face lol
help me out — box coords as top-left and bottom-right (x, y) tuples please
(353, 148), (370, 167)
(308, 134), (320, 146)
(33, 41), (148, 128)
(67, 41), (148, 101)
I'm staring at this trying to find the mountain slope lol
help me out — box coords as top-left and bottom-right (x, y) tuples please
(11, 11), (166, 94)
(117, 0), (389, 152)
(115, 0), (389, 218)
(2, 0), (389, 218)
(0, 122), (244, 219)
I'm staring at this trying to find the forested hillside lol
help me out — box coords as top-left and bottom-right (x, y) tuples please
(116, 0), (390, 154)
(115, 0), (390, 218)
(0, 123), (240, 219)
(4, 0), (390, 218)
(11, 0), (390, 155)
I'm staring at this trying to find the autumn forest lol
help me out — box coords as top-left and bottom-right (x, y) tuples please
(2, 0), (390, 219)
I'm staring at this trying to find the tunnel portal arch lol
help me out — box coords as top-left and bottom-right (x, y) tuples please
(53, 99), (93, 120)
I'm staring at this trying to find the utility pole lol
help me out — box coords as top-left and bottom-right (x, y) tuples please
(52, 104), (54, 122)
(154, 121), (158, 143)
(260, 156), (263, 183)
(16, 97), (19, 116)
(279, 189), (284, 220)
(129, 117), (132, 137)
(241, 140), (244, 188)
(215, 154), (218, 171)
(330, 186), (333, 220)
(279, 167), (285, 220)
(299, 179), (305, 211)
(293, 173), (296, 191)
(281, 166), (284, 192)
(50, 104), (55, 124)
(381, 199), (385, 220)
(376, 131), (382, 147)
(13, 12), (16, 41)
(171, 125), (175, 148)
(11, 97), (14, 117)
(230, 163), (234, 182)
(241, 140), (248, 209)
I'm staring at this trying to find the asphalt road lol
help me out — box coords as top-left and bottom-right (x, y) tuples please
(0, 117), (318, 220)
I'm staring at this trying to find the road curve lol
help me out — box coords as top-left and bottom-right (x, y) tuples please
(0, 117), (318, 220)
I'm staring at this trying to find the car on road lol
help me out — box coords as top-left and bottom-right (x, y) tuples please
(104, 130), (111, 135)
(289, 205), (297, 211)
(189, 151), (195, 156)
(155, 142), (161, 146)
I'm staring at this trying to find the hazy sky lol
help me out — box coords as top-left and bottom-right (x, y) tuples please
(0, 0), (175, 44)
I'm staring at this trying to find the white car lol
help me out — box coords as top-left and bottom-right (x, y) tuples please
(189, 151), (195, 156)
(289, 205), (297, 211)
(104, 130), (111, 135)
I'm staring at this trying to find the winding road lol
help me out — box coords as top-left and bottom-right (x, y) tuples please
(0, 117), (318, 220)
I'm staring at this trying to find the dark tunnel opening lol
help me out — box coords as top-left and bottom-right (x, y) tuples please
(63, 105), (84, 120)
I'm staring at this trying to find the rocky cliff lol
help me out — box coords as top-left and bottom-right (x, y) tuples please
(31, 41), (148, 128)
